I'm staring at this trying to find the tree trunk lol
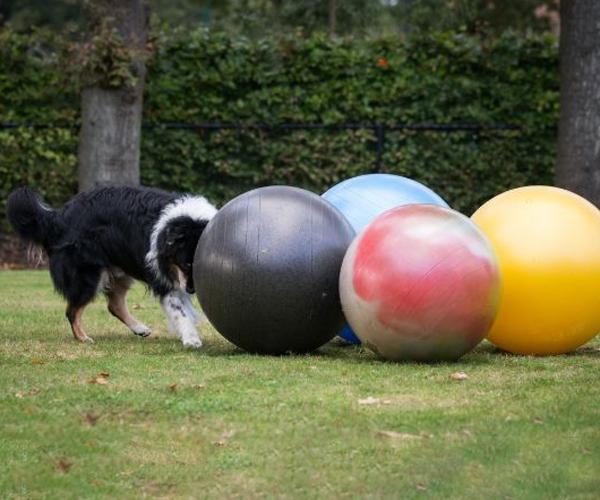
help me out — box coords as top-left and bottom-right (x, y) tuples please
(555, 0), (600, 206)
(328, 0), (337, 37)
(77, 0), (149, 191)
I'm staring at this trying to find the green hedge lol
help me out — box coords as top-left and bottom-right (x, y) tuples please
(0, 28), (79, 221)
(0, 28), (559, 230)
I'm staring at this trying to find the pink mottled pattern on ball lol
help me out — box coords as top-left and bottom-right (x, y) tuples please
(352, 206), (498, 344)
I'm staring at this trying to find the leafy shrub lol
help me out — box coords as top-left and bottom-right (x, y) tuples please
(0, 28), (78, 223)
(0, 28), (558, 230)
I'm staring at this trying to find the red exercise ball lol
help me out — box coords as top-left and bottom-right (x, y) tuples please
(339, 204), (501, 361)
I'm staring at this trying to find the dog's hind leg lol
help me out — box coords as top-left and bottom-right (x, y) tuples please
(66, 302), (94, 344)
(55, 262), (101, 344)
(160, 291), (202, 348)
(105, 274), (152, 337)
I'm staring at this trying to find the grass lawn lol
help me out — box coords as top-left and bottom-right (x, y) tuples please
(1, 270), (599, 499)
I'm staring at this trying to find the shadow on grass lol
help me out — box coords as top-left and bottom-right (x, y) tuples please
(85, 331), (378, 363)
(40, 329), (600, 368)
(474, 340), (600, 358)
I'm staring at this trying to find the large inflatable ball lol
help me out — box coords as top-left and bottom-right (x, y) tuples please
(323, 173), (449, 343)
(472, 185), (600, 355)
(339, 204), (501, 362)
(193, 185), (355, 355)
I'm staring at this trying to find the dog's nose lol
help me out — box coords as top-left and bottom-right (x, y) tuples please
(185, 282), (195, 294)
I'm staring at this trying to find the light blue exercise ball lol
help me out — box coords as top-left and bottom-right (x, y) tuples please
(323, 173), (449, 344)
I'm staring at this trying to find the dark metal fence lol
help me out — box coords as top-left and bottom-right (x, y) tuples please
(0, 121), (521, 172)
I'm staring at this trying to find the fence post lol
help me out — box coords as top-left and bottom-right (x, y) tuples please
(375, 124), (385, 172)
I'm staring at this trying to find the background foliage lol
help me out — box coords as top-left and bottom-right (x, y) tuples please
(0, 0), (560, 38)
(0, 27), (558, 228)
(0, 27), (79, 221)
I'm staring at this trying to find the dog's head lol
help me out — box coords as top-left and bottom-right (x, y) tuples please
(155, 217), (210, 294)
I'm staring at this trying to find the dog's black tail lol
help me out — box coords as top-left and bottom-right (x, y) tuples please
(6, 187), (61, 249)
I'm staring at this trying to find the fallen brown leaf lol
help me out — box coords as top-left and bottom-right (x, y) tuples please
(58, 460), (72, 473)
(212, 429), (236, 447)
(85, 413), (100, 426)
(132, 303), (144, 310)
(99, 372), (109, 378)
(416, 483), (427, 491)
(533, 417), (543, 424)
(168, 383), (178, 391)
(16, 387), (41, 398)
(32, 357), (49, 364)
(358, 397), (380, 405)
(449, 372), (468, 380)
(377, 430), (424, 440)
(88, 377), (108, 385)
(358, 396), (391, 405)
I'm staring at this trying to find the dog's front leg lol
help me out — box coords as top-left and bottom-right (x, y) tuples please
(160, 292), (202, 348)
(66, 303), (94, 343)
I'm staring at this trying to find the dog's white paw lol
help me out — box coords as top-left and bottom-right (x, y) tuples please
(182, 338), (203, 349)
(132, 325), (152, 337)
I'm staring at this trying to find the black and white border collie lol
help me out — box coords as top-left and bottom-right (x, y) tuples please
(6, 186), (217, 348)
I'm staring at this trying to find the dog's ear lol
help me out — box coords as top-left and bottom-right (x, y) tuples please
(156, 217), (210, 278)
(164, 225), (186, 246)
(162, 218), (208, 247)
(156, 223), (185, 259)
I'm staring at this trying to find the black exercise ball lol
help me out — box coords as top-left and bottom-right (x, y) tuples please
(193, 185), (355, 354)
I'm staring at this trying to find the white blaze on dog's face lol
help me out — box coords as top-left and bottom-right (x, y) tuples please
(146, 195), (217, 292)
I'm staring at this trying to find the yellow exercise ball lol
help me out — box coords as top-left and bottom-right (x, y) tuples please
(471, 185), (600, 355)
